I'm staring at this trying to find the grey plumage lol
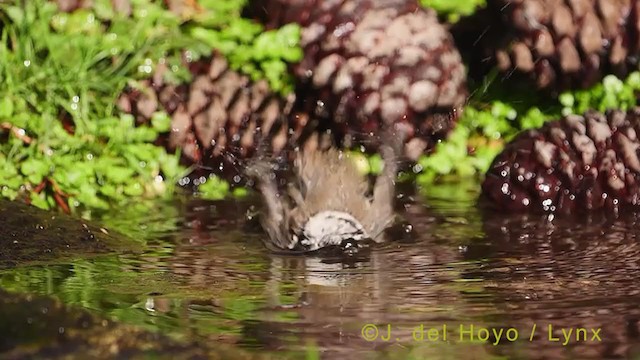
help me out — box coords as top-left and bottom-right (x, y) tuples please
(246, 125), (406, 253)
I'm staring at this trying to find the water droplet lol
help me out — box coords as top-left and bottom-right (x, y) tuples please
(138, 65), (153, 74)
(23, 60), (31, 67)
(333, 22), (355, 38)
(145, 298), (155, 312)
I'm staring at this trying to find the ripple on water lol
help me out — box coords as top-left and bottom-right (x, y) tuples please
(2, 188), (640, 359)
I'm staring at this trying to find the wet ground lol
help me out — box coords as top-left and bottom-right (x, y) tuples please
(1, 181), (640, 359)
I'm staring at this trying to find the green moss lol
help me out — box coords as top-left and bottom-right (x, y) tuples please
(0, 0), (301, 214)
(185, 1), (302, 95)
(421, 0), (486, 22)
(416, 71), (640, 187)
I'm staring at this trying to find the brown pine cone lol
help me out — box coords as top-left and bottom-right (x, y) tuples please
(246, 0), (468, 160)
(118, 52), (304, 183)
(457, 0), (640, 92)
(482, 108), (640, 213)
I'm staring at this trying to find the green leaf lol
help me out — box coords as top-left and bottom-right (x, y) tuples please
(0, 97), (14, 118)
(603, 74), (624, 93)
(130, 126), (158, 143)
(368, 154), (384, 175)
(232, 187), (248, 198)
(92, 0), (116, 20)
(197, 176), (229, 200)
(348, 152), (370, 175)
(150, 111), (171, 132)
(123, 182), (144, 196)
(5, 6), (24, 24)
(30, 192), (50, 210)
(21, 158), (50, 178)
(558, 93), (574, 108)
(103, 166), (136, 184)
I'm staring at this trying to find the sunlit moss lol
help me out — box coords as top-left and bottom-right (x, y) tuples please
(421, 0), (486, 22)
(416, 71), (640, 187)
(0, 0), (300, 214)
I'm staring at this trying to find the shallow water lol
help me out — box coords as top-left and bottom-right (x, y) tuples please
(2, 182), (640, 359)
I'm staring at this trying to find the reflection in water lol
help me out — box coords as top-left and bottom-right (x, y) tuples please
(2, 184), (640, 359)
(464, 211), (640, 359)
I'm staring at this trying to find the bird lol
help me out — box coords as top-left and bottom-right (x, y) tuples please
(245, 123), (408, 253)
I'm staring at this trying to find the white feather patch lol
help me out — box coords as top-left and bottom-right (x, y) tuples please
(296, 210), (369, 251)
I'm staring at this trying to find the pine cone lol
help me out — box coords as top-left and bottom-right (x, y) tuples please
(482, 108), (640, 213)
(246, 0), (468, 160)
(457, 0), (640, 92)
(118, 52), (303, 183)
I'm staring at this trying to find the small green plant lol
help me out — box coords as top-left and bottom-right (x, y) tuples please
(416, 71), (640, 186)
(559, 72), (640, 115)
(0, 1), (192, 212)
(0, 0), (302, 214)
(184, 0), (302, 94)
(421, 0), (486, 22)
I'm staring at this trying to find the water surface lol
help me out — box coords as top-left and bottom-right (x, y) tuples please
(2, 182), (640, 359)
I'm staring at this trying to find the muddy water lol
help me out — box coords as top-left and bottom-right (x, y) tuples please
(2, 182), (640, 359)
